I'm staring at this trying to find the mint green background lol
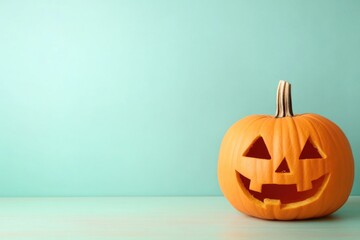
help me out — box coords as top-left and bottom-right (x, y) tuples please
(0, 0), (359, 196)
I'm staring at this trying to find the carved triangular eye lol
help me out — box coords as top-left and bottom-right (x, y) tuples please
(244, 136), (271, 159)
(299, 138), (323, 159)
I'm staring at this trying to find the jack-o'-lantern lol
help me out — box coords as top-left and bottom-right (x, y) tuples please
(218, 80), (354, 220)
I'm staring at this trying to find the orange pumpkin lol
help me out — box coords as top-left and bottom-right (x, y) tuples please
(218, 80), (354, 220)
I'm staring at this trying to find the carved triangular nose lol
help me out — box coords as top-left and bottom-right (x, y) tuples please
(275, 158), (290, 173)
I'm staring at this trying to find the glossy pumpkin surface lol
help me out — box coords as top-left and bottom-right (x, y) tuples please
(218, 81), (354, 220)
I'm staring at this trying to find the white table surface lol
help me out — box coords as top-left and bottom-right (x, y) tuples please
(0, 196), (358, 240)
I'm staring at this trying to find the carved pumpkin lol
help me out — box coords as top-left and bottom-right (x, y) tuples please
(218, 80), (354, 220)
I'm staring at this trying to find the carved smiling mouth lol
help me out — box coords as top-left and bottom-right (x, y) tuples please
(236, 171), (328, 204)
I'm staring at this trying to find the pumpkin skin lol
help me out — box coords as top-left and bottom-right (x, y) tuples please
(218, 81), (354, 220)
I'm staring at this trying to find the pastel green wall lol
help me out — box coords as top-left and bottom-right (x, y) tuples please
(0, 0), (359, 196)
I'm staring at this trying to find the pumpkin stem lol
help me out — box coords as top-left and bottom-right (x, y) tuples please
(275, 80), (294, 118)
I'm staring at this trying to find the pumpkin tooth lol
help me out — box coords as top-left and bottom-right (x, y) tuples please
(296, 181), (313, 192)
(249, 180), (262, 193)
(264, 198), (281, 206)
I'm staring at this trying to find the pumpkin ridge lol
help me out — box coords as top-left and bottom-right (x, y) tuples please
(301, 114), (354, 215)
(221, 115), (268, 215)
(300, 115), (338, 217)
